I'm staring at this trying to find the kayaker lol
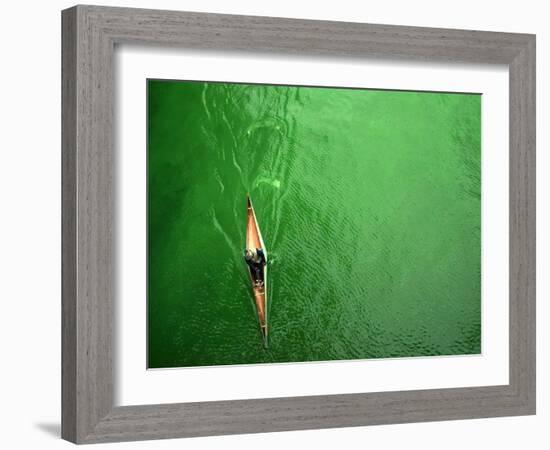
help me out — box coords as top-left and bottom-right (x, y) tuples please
(244, 248), (266, 286)
(256, 248), (266, 266)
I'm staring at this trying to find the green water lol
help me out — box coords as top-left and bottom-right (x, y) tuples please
(147, 79), (481, 368)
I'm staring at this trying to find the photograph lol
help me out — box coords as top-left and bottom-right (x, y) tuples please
(147, 79), (482, 368)
(1, 1), (541, 447)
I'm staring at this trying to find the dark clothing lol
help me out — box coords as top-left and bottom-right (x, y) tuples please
(245, 248), (266, 283)
(255, 248), (266, 266)
(250, 265), (262, 282)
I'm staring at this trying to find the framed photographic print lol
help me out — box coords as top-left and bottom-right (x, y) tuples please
(62, 5), (536, 444)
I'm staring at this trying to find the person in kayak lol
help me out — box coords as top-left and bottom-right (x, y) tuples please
(244, 248), (266, 287)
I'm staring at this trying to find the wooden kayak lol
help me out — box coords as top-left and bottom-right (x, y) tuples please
(245, 196), (268, 345)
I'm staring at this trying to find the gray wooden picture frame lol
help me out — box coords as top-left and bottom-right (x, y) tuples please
(61, 4), (536, 444)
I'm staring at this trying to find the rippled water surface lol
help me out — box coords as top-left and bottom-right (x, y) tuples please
(147, 80), (481, 368)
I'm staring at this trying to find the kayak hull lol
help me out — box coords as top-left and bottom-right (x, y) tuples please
(245, 197), (268, 344)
